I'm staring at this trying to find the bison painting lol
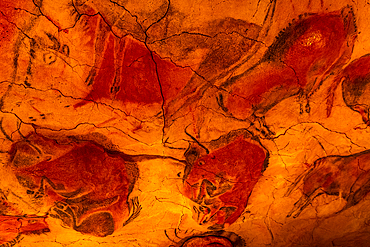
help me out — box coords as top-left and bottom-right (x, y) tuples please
(286, 149), (370, 218)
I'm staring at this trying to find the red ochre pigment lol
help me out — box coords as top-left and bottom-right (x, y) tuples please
(183, 137), (267, 228)
(8, 133), (138, 237)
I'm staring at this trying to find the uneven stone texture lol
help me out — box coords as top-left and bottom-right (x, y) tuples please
(1, 0), (370, 246)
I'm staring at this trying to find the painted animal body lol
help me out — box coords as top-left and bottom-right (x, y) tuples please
(8, 133), (140, 237)
(170, 231), (245, 247)
(220, 6), (356, 120)
(285, 149), (370, 218)
(182, 133), (268, 229)
(327, 54), (370, 125)
(74, 30), (194, 108)
(0, 215), (49, 246)
(0, 187), (50, 245)
(10, 1), (193, 110)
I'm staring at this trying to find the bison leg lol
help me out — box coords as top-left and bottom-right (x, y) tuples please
(85, 18), (110, 86)
(110, 38), (126, 96)
(27, 176), (86, 201)
(49, 200), (115, 237)
(287, 189), (323, 218)
(62, 194), (119, 219)
(48, 201), (77, 228)
(248, 114), (275, 138)
(30, 176), (76, 199)
(285, 167), (314, 198)
(74, 212), (115, 237)
(339, 177), (370, 214)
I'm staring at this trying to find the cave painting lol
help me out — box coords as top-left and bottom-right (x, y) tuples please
(7, 132), (140, 237)
(74, 17), (194, 108)
(327, 54), (370, 126)
(1, 0), (370, 246)
(11, 0), (194, 112)
(286, 149), (370, 218)
(219, 6), (356, 121)
(164, 4), (357, 138)
(182, 130), (268, 229)
(0, 215), (49, 246)
(170, 231), (246, 247)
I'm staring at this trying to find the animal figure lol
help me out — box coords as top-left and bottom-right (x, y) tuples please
(0, 215), (49, 246)
(167, 230), (245, 247)
(327, 54), (370, 126)
(8, 133), (140, 237)
(182, 130), (268, 229)
(10, 0), (193, 110)
(0, 189), (50, 246)
(11, 12), (99, 92)
(74, 24), (194, 108)
(219, 6), (357, 120)
(285, 149), (370, 218)
(163, 0), (277, 132)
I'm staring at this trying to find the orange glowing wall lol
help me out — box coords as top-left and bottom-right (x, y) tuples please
(1, 0), (370, 246)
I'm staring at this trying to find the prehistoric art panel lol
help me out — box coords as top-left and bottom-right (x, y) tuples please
(0, 0), (370, 246)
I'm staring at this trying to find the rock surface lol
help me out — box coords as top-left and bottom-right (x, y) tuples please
(0, 0), (370, 246)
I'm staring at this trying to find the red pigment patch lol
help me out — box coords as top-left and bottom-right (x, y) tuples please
(76, 35), (192, 107)
(154, 54), (193, 101)
(9, 133), (137, 235)
(0, 216), (49, 245)
(226, 65), (298, 119)
(15, 141), (131, 202)
(0, 3), (22, 50)
(264, 7), (355, 87)
(226, 7), (355, 120)
(181, 235), (233, 247)
(284, 14), (348, 86)
(329, 54), (370, 123)
(116, 39), (192, 104)
(116, 38), (162, 104)
(287, 151), (370, 218)
(183, 137), (267, 227)
(341, 55), (370, 82)
(81, 34), (116, 104)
